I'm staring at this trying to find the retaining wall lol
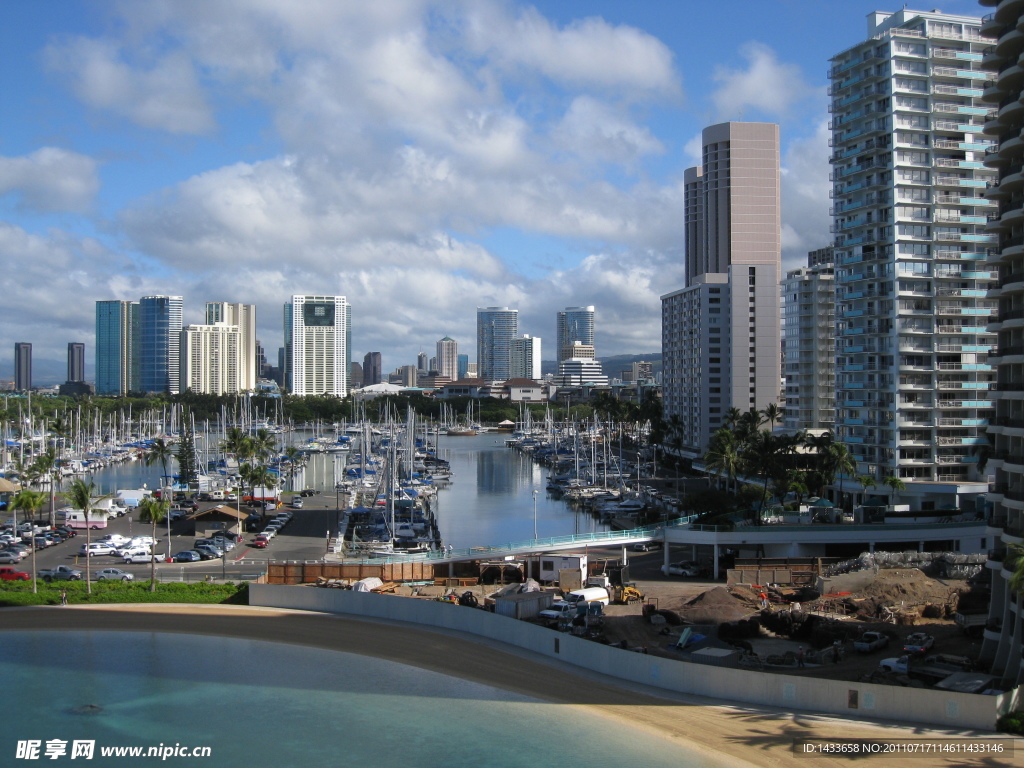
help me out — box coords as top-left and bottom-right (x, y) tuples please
(249, 583), (1019, 731)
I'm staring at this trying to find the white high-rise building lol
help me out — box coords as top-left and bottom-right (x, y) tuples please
(510, 334), (542, 379)
(284, 295), (350, 396)
(436, 336), (458, 380)
(558, 358), (608, 386)
(782, 250), (836, 432)
(830, 9), (996, 505)
(205, 302), (257, 391)
(661, 122), (782, 456)
(180, 323), (241, 395)
(556, 306), (595, 363)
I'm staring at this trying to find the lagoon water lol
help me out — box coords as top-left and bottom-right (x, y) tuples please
(84, 432), (611, 548)
(3, 631), (721, 768)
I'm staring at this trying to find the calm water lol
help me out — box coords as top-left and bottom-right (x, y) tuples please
(83, 432), (609, 548)
(3, 631), (721, 768)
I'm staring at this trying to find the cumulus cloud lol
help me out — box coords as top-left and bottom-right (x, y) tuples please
(552, 97), (664, 167)
(711, 42), (813, 120)
(44, 37), (214, 134)
(0, 148), (99, 213)
(781, 120), (832, 270)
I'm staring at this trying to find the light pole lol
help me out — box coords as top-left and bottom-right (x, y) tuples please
(532, 489), (538, 540)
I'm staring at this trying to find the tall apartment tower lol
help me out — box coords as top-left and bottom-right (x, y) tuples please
(417, 352), (429, 374)
(14, 343), (31, 391)
(510, 335), (542, 379)
(205, 302), (257, 391)
(67, 342), (85, 383)
(285, 295), (350, 396)
(782, 249), (836, 432)
(362, 351), (382, 386)
(180, 323), (241, 395)
(829, 10), (996, 506)
(436, 337), (458, 380)
(457, 354), (469, 380)
(137, 296), (183, 394)
(556, 306), (595, 362)
(976, 0), (1024, 685)
(661, 122), (782, 456)
(95, 300), (139, 395)
(477, 307), (518, 381)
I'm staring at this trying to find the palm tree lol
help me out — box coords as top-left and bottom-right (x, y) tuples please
(30, 448), (59, 527)
(137, 496), (168, 592)
(828, 441), (857, 511)
(65, 478), (110, 594)
(763, 403), (783, 432)
(883, 476), (906, 508)
(281, 446), (303, 491)
(742, 430), (780, 525)
(857, 475), (877, 507)
(10, 489), (47, 593)
(1008, 544), (1024, 596)
(145, 438), (175, 503)
(704, 429), (741, 493)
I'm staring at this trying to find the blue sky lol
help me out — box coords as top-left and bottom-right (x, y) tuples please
(0, 0), (988, 382)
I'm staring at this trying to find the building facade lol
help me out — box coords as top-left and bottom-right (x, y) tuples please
(205, 302), (257, 391)
(558, 358), (609, 387)
(14, 343), (31, 391)
(95, 300), (139, 395)
(978, 0), (1024, 686)
(830, 9), (996, 506)
(138, 295), (183, 394)
(285, 295), (350, 396)
(661, 122), (782, 456)
(556, 306), (595, 363)
(180, 323), (242, 395)
(510, 334), (542, 379)
(66, 342), (85, 384)
(436, 337), (458, 380)
(362, 351), (382, 387)
(782, 250), (837, 432)
(477, 307), (518, 381)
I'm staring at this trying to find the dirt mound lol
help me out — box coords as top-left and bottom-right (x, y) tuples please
(857, 569), (963, 607)
(678, 586), (753, 624)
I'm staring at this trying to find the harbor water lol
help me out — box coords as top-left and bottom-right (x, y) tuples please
(80, 432), (610, 549)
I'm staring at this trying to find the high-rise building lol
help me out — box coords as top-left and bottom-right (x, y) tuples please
(256, 339), (267, 377)
(284, 295), (350, 396)
(138, 296), (183, 394)
(556, 306), (595, 363)
(206, 302), (257, 391)
(362, 351), (382, 386)
(67, 342), (85, 383)
(510, 335), (542, 379)
(180, 323), (242, 395)
(782, 249), (836, 432)
(558, 358), (608, 387)
(417, 352), (429, 374)
(14, 343), (31, 391)
(350, 361), (363, 386)
(975, 0), (1024, 684)
(477, 307), (518, 381)
(457, 354), (469, 380)
(436, 337), (458, 380)
(661, 122), (782, 456)
(95, 300), (139, 395)
(830, 10), (995, 502)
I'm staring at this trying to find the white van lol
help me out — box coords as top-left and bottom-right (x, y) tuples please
(79, 542), (115, 557)
(565, 587), (610, 606)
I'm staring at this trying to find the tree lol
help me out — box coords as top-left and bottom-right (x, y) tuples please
(883, 476), (906, 508)
(10, 489), (47, 593)
(176, 413), (199, 487)
(827, 441), (857, 511)
(65, 478), (110, 593)
(1008, 544), (1024, 597)
(281, 446), (303, 491)
(762, 402), (783, 432)
(857, 475), (877, 506)
(145, 438), (175, 502)
(704, 429), (740, 493)
(30, 448), (59, 527)
(137, 495), (168, 592)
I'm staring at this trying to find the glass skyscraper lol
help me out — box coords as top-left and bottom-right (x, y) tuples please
(476, 307), (518, 381)
(138, 295), (183, 394)
(95, 300), (139, 395)
(556, 306), (595, 363)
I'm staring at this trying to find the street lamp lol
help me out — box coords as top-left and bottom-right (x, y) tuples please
(532, 489), (538, 540)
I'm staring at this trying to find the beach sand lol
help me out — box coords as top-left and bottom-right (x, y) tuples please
(2, 603), (1017, 767)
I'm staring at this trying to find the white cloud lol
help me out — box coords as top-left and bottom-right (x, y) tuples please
(780, 120), (832, 270)
(44, 37), (214, 134)
(711, 42), (813, 120)
(552, 97), (664, 167)
(0, 148), (99, 213)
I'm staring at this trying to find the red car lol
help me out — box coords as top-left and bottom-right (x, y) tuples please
(251, 536), (270, 549)
(0, 566), (31, 581)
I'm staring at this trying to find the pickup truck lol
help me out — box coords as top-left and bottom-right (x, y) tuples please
(853, 631), (889, 653)
(878, 654), (963, 682)
(954, 611), (987, 637)
(122, 551), (166, 564)
(0, 566), (30, 581)
(902, 632), (935, 656)
(39, 565), (83, 582)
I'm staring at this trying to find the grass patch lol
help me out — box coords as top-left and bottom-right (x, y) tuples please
(0, 580), (248, 607)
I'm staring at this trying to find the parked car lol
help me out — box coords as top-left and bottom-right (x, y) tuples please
(96, 568), (135, 581)
(903, 632), (935, 656)
(172, 551), (202, 563)
(251, 536), (270, 549)
(299, 489), (319, 497)
(661, 561), (701, 577)
(79, 542), (116, 557)
(55, 526), (77, 538)
(290, 498), (304, 509)
(259, 527), (277, 539)
(194, 544), (224, 559)
(208, 536), (236, 551)
(633, 541), (662, 552)
(0, 566), (30, 581)
(0, 550), (23, 564)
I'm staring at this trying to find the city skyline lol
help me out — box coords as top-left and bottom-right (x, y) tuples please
(0, 1), (986, 378)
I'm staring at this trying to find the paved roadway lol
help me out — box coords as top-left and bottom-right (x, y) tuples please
(19, 491), (345, 583)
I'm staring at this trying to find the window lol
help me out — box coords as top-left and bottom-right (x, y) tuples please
(897, 205), (929, 220)
(897, 151), (928, 165)
(898, 224), (929, 238)
(895, 95), (927, 110)
(896, 113), (928, 128)
(898, 168), (929, 183)
(898, 187), (930, 201)
(894, 77), (927, 93)
(899, 242), (930, 256)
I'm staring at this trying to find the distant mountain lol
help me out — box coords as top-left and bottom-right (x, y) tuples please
(540, 353), (661, 378)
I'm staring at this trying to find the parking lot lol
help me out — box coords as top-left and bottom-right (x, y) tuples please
(5, 491), (346, 582)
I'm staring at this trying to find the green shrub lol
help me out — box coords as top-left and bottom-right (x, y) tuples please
(997, 711), (1024, 735)
(0, 580), (248, 607)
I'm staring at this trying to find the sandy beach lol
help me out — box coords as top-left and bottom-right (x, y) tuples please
(2, 603), (1017, 768)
